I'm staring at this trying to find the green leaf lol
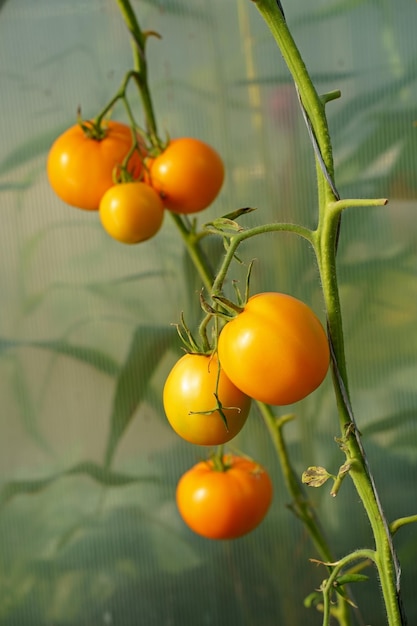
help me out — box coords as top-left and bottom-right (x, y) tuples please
(137, 0), (210, 19)
(30, 339), (120, 376)
(0, 126), (67, 177)
(66, 461), (157, 487)
(0, 461), (156, 509)
(0, 337), (119, 376)
(335, 573), (369, 586)
(293, 0), (372, 25)
(204, 218), (244, 235)
(361, 410), (417, 437)
(234, 71), (354, 86)
(104, 325), (174, 466)
(221, 207), (257, 221)
(0, 337), (21, 352)
(11, 356), (52, 454)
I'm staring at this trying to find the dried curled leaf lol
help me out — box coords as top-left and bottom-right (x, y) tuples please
(302, 466), (332, 488)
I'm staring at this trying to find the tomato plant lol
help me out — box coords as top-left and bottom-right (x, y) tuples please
(148, 137), (225, 214)
(163, 353), (251, 445)
(47, 120), (145, 210)
(176, 455), (273, 540)
(99, 181), (164, 244)
(217, 292), (330, 406)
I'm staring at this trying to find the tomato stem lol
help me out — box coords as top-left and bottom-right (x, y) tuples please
(212, 446), (228, 472)
(169, 212), (215, 293)
(114, 0), (162, 150)
(257, 403), (354, 625)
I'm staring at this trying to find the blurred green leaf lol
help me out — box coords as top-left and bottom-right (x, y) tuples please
(135, 0), (210, 19)
(234, 71), (354, 86)
(11, 356), (52, 455)
(0, 126), (67, 177)
(104, 325), (174, 466)
(362, 410), (417, 437)
(0, 461), (157, 509)
(0, 337), (119, 375)
(294, 0), (373, 24)
(0, 337), (20, 352)
(337, 108), (417, 188)
(332, 58), (417, 137)
(31, 339), (120, 376)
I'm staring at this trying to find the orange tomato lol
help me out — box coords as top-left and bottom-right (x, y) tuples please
(163, 353), (251, 445)
(47, 120), (145, 210)
(99, 182), (164, 244)
(176, 455), (273, 539)
(148, 138), (224, 213)
(217, 292), (330, 405)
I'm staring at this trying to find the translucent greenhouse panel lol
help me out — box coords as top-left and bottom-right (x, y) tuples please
(0, 1), (416, 624)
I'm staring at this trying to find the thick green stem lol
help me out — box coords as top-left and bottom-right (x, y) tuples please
(252, 1), (405, 624)
(316, 215), (403, 626)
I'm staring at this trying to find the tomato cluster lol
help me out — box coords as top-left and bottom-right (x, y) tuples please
(163, 292), (329, 539)
(47, 120), (225, 244)
(48, 118), (329, 544)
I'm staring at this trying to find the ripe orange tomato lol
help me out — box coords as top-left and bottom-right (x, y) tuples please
(217, 292), (330, 406)
(176, 455), (273, 539)
(99, 182), (164, 244)
(148, 138), (224, 214)
(47, 120), (145, 210)
(163, 354), (251, 445)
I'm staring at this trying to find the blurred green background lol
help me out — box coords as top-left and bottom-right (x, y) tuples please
(1, 0), (417, 624)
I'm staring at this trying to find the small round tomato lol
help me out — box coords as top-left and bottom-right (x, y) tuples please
(176, 455), (273, 540)
(217, 292), (330, 406)
(148, 138), (224, 214)
(163, 354), (250, 445)
(99, 182), (164, 244)
(47, 120), (145, 210)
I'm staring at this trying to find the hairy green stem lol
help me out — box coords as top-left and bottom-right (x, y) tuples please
(391, 515), (417, 536)
(320, 550), (376, 626)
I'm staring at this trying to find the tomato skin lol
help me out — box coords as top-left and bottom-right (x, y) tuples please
(176, 455), (273, 540)
(149, 138), (224, 214)
(47, 121), (144, 210)
(163, 354), (251, 445)
(217, 292), (330, 406)
(99, 182), (164, 244)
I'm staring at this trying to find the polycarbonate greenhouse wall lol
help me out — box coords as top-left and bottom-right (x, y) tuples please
(1, 1), (417, 624)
